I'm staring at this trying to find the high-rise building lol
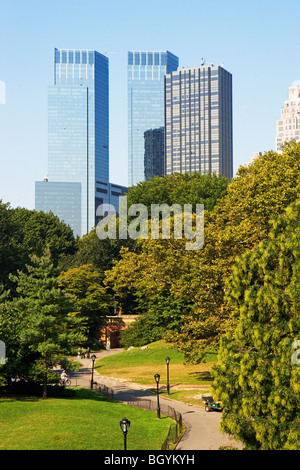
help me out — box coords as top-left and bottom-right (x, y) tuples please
(276, 81), (300, 152)
(144, 127), (164, 180)
(165, 63), (233, 180)
(35, 48), (126, 237)
(128, 50), (179, 187)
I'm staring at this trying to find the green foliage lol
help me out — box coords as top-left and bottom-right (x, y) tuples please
(126, 172), (229, 213)
(0, 201), (20, 289)
(0, 251), (86, 396)
(10, 207), (76, 267)
(105, 142), (300, 363)
(164, 142), (300, 361)
(0, 203), (76, 292)
(64, 227), (136, 275)
(106, 172), (229, 343)
(120, 316), (164, 348)
(59, 264), (113, 340)
(212, 200), (300, 449)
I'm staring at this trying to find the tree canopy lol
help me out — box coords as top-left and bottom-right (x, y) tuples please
(0, 203), (76, 291)
(126, 172), (229, 213)
(212, 200), (300, 449)
(0, 251), (86, 397)
(59, 264), (112, 343)
(106, 142), (300, 359)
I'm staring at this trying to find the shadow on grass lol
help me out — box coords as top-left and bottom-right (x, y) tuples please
(69, 388), (111, 402)
(0, 395), (41, 403)
(188, 371), (213, 382)
(0, 386), (110, 403)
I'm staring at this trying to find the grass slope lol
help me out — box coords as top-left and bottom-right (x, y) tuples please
(0, 389), (175, 450)
(95, 340), (216, 387)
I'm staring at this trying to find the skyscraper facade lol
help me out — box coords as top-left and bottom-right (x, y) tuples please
(128, 50), (179, 187)
(144, 127), (164, 180)
(165, 64), (233, 180)
(35, 48), (111, 237)
(276, 81), (300, 152)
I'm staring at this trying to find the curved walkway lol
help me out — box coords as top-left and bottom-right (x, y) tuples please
(69, 349), (243, 451)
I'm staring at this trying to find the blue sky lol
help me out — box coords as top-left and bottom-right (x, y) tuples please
(0, 0), (299, 210)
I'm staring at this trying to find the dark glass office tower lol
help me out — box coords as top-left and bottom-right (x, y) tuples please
(128, 51), (179, 187)
(35, 48), (110, 237)
(144, 127), (164, 180)
(165, 64), (233, 180)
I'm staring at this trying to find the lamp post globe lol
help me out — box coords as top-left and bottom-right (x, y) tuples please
(154, 373), (161, 419)
(165, 357), (170, 395)
(90, 354), (96, 389)
(120, 418), (130, 450)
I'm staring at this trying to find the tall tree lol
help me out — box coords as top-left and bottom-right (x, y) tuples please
(212, 200), (300, 449)
(11, 207), (77, 268)
(59, 264), (112, 342)
(0, 251), (86, 397)
(0, 203), (77, 292)
(105, 142), (300, 361)
(165, 142), (300, 361)
(0, 201), (22, 288)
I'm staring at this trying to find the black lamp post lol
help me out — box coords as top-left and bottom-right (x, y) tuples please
(165, 357), (170, 395)
(120, 417), (130, 450)
(154, 373), (161, 419)
(91, 354), (96, 389)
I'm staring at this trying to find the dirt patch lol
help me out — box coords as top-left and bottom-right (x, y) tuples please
(169, 384), (210, 390)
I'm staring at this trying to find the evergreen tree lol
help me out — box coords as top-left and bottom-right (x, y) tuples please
(212, 200), (300, 449)
(0, 250), (86, 397)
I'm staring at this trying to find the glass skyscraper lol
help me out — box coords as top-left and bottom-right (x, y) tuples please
(144, 127), (164, 180)
(35, 48), (110, 237)
(165, 64), (233, 180)
(128, 51), (179, 187)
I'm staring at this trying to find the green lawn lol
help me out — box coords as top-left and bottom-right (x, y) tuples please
(95, 340), (217, 387)
(0, 389), (175, 450)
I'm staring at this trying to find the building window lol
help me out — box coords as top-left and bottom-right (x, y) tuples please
(55, 49), (60, 63)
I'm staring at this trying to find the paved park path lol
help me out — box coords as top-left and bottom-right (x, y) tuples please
(68, 349), (243, 451)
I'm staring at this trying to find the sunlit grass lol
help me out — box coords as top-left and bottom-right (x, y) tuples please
(0, 389), (175, 450)
(95, 340), (216, 387)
